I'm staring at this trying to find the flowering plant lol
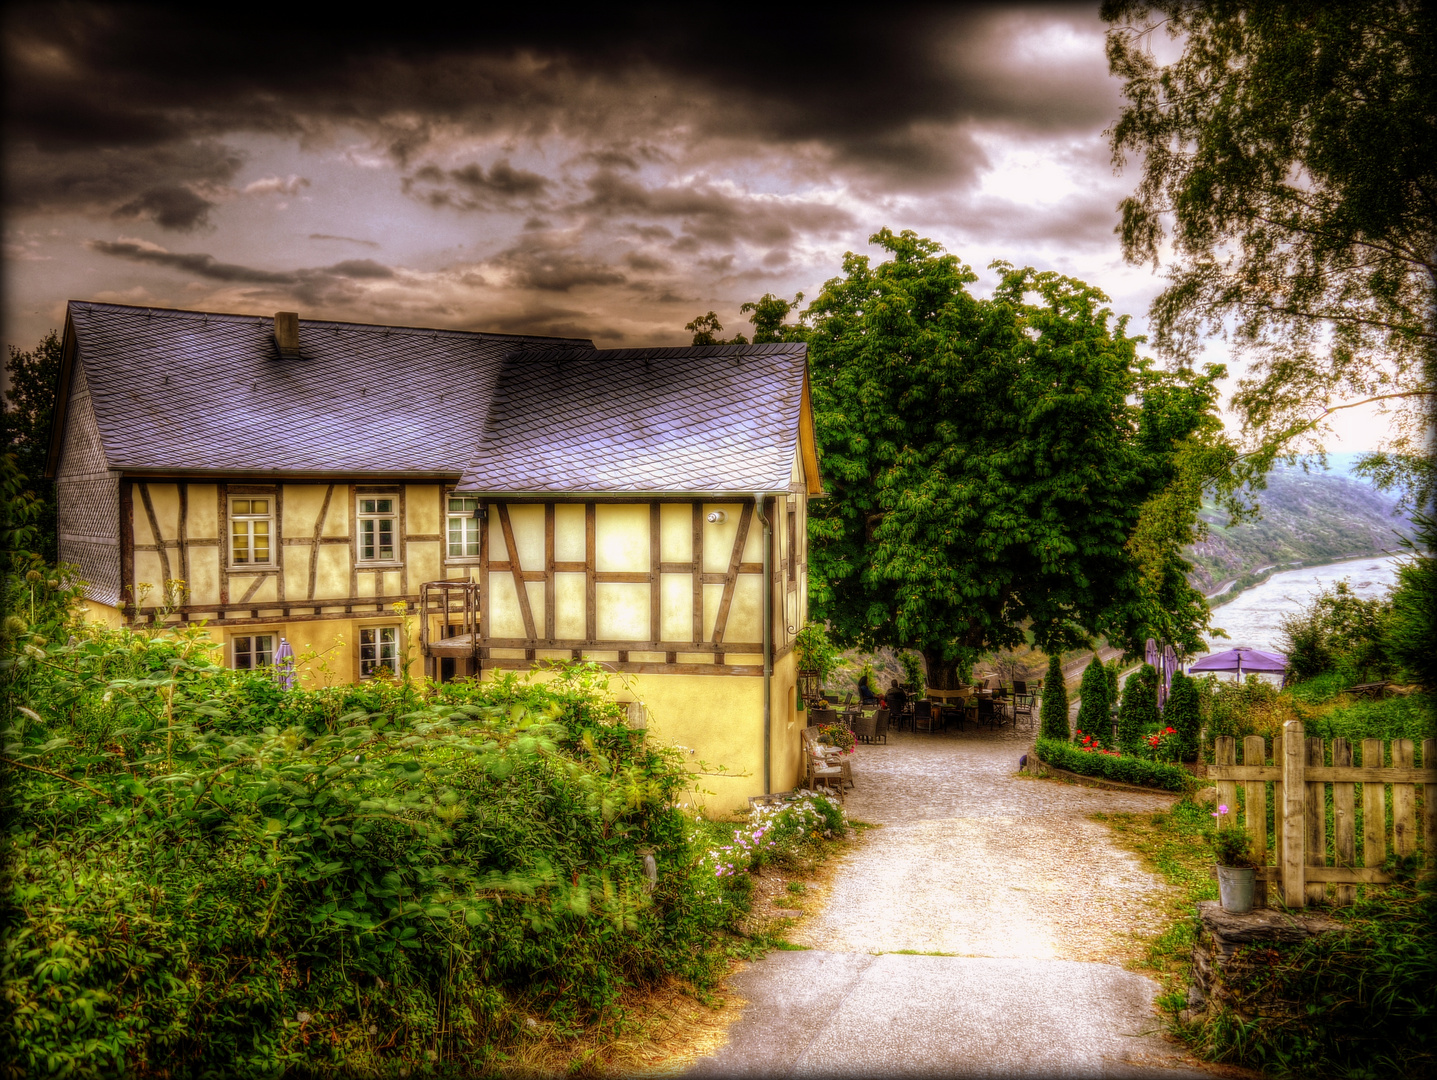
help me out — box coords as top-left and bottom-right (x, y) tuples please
(817, 723), (856, 753)
(701, 794), (846, 878)
(1074, 729), (1121, 756)
(1145, 725), (1181, 762)
(1210, 805), (1255, 867)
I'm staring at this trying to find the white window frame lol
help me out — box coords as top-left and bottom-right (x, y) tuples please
(357, 496), (399, 564)
(359, 625), (400, 678)
(229, 496), (275, 567)
(232, 633), (275, 670)
(446, 495), (481, 559)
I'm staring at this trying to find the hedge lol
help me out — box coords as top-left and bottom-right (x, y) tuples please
(1035, 737), (1193, 792)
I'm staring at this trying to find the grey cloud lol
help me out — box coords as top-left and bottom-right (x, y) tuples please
(402, 158), (550, 211)
(622, 252), (671, 273)
(88, 240), (397, 285)
(4, 138), (243, 226)
(4, 5), (1118, 212)
(111, 185), (215, 231)
(309, 233), (380, 247)
(490, 237), (628, 292)
(579, 171), (853, 246)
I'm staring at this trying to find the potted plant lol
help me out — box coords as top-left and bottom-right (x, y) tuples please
(816, 723), (856, 754)
(1211, 805), (1257, 913)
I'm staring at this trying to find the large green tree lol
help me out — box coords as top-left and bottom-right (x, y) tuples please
(1105, 1), (1437, 508)
(3, 331), (63, 563)
(799, 229), (1220, 687)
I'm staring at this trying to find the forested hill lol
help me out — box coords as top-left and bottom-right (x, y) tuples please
(1184, 467), (1412, 595)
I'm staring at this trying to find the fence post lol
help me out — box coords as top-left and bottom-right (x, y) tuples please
(1332, 737), (1355, 906)
(1306, 736), (1328, 906)
(1281, 719), (1306, 907)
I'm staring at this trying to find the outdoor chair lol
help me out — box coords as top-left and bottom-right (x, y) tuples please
(913, 699), (933, 733)
(871, 707), (891, 744)
(992, 687), (1013, 726)
(851, 709), (878, 744)
(1010, 683), (1034, 728)
(977, 697), (997, 728)
(801, 727), (847, 798)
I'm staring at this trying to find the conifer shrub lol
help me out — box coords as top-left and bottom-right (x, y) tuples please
(1075, 656), (1111, 747)
(1164, 670), (1202, 761)
(1038, 652), (1069, 741)
(1117, 663), (1159, 754)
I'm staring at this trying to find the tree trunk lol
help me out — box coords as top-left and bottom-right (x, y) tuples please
(922, 649), (961, 691)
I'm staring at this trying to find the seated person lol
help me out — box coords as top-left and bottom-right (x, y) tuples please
(857, 673), (878, 706)
(887, 680), (908, 714)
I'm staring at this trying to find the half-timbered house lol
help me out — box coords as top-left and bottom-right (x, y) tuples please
(46, 301), (822, 809)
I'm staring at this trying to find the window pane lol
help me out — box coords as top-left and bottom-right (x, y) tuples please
(448, 518), (462, 555)
(361, 519), (375, 560)
(360, 499), (376, 514)
(232, 521), (250, 563)
(374, 499), (393, 513)
(233, 499), (251, 515)
(378, 520), (394, 560)
(256, 636), (274, 666)
(250, 499), (268, 514)
(234, 637), (252, 669)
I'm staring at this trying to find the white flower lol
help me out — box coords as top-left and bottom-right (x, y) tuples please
(296, 1011), (312, 1023)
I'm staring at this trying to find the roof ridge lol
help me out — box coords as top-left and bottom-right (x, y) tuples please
(67, 300), (595, 346)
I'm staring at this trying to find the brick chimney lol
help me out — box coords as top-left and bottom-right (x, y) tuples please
(274, 311), (301, 358)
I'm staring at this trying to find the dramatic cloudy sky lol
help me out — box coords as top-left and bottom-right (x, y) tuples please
(0, 5), (1388, 447)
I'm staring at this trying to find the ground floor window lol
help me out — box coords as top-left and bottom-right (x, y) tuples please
(233, 634), (275, 669)
(360, 626), (400, 677)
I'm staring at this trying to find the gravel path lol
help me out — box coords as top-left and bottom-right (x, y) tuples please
(685, 722), (1213, 1078)
(789, 723), (1179, 963)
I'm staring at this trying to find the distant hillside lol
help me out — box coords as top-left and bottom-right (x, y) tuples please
(1185, 467), (1411, 596)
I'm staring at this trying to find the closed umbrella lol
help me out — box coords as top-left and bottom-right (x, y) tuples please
(274, 637), (295, 690)
(1161, 644), (1177, 709)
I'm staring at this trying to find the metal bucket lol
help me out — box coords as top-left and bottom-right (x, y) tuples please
(1216, 865), (1256, 914)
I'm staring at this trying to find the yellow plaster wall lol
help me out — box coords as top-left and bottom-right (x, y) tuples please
(700, 503), (744, 573)
(596, 582), (649, 640)
(659, 503), (692, 562)
(406, 485), (441, 535)
(188, 485), (218, 538)
(189, 546), (221, 607)
(596, 504), (648, 572)
(321, 488), (349, 537)
(726, 576), (762, 644)
(554, 573), (586, 637)
(554, 504), (585, 561)
(507, 504), (545, 569)
(488, 573), (525, 637)
(314, 546), (350, 599)
(81, 599), (124, 629)
(408, 540), (442, 589)
(659, 573), (691, 640)
(282, 484), (326, 538)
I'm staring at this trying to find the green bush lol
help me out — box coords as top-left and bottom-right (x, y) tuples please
(0, 613), (770, 1078)
(1280, 578), (1393, 684)
(1388, 519), (1436, 688)
(1074, 657), (1111, 747)
(1163, 671), (1202, 761)
(1034, 737), (1192, 791)
(1187, 874), (1437, 1077)
(1302, 692), (1434, 753)
(1038, 653), (1069, 741)
(1117, 663), (1159, 754)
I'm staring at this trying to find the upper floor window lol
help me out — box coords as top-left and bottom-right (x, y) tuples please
(358, 497), (397, 562)
(230, 497), (273, 565)
(447, 496), (480, 558)
(233, 633), (274, 669)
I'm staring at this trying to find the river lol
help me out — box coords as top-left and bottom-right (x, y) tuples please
(1199, 554), (1404, 655)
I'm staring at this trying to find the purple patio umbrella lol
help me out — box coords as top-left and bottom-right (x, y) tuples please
(274, 637), (295, 690)
(1145, 638), (1159, 672)
(1188, 646), (1288, 681)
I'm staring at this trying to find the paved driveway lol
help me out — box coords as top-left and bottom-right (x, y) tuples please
(685, 725), (1214, 1078)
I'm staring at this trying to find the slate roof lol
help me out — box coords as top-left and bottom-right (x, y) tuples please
(455, 343), (809, 493)
(55, 302), (816, 493)
(61, 302), (594, 475)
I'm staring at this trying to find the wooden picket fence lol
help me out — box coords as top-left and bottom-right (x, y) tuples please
(1207, 719), (1435, 907)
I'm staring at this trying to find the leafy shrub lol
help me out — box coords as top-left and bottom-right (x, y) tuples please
(0, 614), (771, 1078)
(1038, 652), (1069, 741)
(1197, 674), (1300, 750)
(1209, 805), (1255, 867)
(1034, 737), (1192, 792)
(1388, 518), (1436, 688)
(1186, 877), (1437, 1077)
(1117, 663), (1159, 754)
(1075, 657), (1111, 747)
(1280, 578), (1392, 683)
(703, 795), (845, 878)
(1301, 692), (1434, 752)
